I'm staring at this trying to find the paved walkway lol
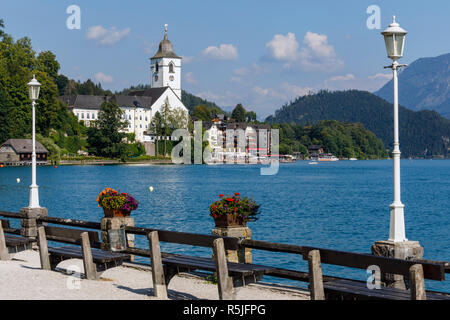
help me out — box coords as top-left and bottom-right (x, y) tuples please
(0, 250), (309, 300)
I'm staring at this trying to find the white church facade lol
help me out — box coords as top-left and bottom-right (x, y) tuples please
(60, 25), (188, 143)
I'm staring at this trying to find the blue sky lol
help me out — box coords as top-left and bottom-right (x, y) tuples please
(1, 0), (449, 117)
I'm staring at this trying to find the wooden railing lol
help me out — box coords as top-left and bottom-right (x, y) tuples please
(1, 210), (450, 299)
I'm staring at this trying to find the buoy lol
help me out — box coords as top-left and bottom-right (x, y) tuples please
(54, 165), (58, 168)
(0, 164), (3, 168)
(101, 163), (104, 166)
(16, 178), (20, 183)
(149, 186), (154, 192)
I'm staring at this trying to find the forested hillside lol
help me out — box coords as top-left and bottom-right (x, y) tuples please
(265, 90), (450, 157)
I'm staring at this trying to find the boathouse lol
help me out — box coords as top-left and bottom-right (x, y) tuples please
(0, 139), (48, 165)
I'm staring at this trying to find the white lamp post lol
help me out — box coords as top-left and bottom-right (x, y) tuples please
(381, 16), (408, 242)
(27, 75), (41, 209)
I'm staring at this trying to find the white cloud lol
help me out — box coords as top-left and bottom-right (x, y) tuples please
(328, 73), (355, 82)
(233, 63), (270, 77)
(298, 32), (344, 71)
(265, 31), (343, 72)
(202, 44), (238, 60)
(94, 72), (113, 83)
(266, 32), (299, 61)
(184, 72), (197, 85)
(368, 73), (392, 80)
(86, 25), (130, 45)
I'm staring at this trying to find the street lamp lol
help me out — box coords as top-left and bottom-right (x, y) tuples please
(27, 75), (41, 208)
(382, 16), (407, 242)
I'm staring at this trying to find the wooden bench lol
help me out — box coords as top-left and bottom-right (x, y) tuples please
(0, 219), (36, 260)
(123, 226), (275, 300)
(302, 246), (448, 300)
(37, 226), (130, 280)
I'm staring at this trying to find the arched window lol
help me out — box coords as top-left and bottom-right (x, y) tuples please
(169, 62), (174, 73)
(155, 63), (159, 72)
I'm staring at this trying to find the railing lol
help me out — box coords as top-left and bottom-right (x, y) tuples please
(1, 210), (450, 298)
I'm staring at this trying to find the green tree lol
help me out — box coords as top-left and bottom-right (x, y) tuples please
(231, 103), (246, 122)
(246, 110), (257, 123)
(86, 101), (128, 159)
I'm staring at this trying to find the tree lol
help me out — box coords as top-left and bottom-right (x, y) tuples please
(86, 100), (128, 158)
(231, 103), (246, 122)
(246, 110), (257, 123)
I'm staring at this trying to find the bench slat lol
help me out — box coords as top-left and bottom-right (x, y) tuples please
(302, 246), (445, 281)
(5, 235), (36, 246)
(48, 246), (130, 264)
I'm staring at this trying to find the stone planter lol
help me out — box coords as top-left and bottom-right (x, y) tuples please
(102, 208), (131, 218)
(213, 214), (246, 228)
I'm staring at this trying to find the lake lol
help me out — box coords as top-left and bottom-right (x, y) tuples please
(0, 160), (449, 292)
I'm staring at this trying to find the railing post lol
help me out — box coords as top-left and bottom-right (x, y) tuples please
(308, 249), (325, 300)
(81, 232), (97, 280)
(37, 226), (50, 270)
(20, 207), (48, 242)
(213, 238), (235, 300)
(409, 264), (426, 300)
(0, 223), (10, 260)
(148, 231), (168, 299)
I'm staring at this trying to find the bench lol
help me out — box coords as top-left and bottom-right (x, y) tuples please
(0, 220), (36, 260)
(37, 225), (130, 280)
(301, 246), (448, 300)
(123, 226), (275, 300)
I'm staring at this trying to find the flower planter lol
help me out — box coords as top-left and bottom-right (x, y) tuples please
(214, 214), (246, 228)
(103, 208), (131, 218)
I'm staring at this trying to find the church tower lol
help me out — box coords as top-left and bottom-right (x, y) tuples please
(150, 25), (182, 100)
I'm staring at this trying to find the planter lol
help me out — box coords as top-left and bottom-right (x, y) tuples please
(103, 208), (131, 218)
(214, 214), (246, 228)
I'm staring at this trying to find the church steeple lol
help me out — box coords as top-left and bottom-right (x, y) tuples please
(150, 24), (182, 99)
(151, 24), (181, 59)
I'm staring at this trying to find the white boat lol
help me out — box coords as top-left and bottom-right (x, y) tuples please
(308, 161), (318, 165)
(318, 154), (339, 162)
(349, 158), (357, 161)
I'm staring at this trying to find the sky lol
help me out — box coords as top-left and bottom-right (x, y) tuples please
(1, 0), (449, 118)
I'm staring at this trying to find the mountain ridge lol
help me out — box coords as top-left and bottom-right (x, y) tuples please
(265, 89), (450, 157)
(375, 53), (450, 118)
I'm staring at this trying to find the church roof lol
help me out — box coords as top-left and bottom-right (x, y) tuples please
(151, 31), (181, 59)
(128, 87), (169, 103)
(113, 95), (153, 109)
(59, 94), (154, 110)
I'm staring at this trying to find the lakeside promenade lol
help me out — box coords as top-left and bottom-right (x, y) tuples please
(0, 250), (309, 300)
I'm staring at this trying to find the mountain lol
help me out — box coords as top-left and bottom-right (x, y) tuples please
(375, 53), (450, 118)
(265, 90), (450, 157)
(181, 90), (223, 113)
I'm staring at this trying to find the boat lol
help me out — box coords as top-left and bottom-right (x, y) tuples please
(308, 161), (318, 165)
(318, 154), (339, 162)
(349, 158), (357, 161)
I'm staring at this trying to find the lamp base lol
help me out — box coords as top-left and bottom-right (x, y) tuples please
(371, 240), (423, 289)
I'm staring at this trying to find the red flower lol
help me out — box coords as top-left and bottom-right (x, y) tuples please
(234, 192), (240, 196)
(226, 198), (234, 202)
(213, 214), (217, 218)
(219, 194), (224, 198)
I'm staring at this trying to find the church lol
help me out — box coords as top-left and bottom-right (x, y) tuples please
(60, 25), (189, 143)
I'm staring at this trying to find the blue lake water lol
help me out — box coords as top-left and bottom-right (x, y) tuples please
(0, 160), (449, 292)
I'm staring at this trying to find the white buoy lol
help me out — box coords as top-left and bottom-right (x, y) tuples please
(16, 178), (20, 183)
(149, 186), (154, 192)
